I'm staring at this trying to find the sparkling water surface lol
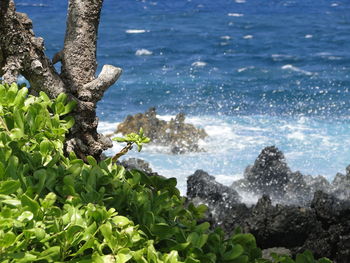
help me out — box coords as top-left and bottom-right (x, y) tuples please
(17, 0), (350, 194)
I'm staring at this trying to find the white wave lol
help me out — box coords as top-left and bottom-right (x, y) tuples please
(228, 13), (244, 17)
(237, 67), (247, 72)
(135, 49), (153, 56)
(125, 29), (147, 34)
(243, 35), (253, 39)
(281, 64), (313, 76)
(191, 61), (207, 67)
(98, 121), (118, 135)
(237, 66), (255, 72)
(156, 114), (175, 121)
(328, 56), (342, 60)
(235, 0), (246, 3)
(220, 35), (231, 40)
(97, 115), (350, 198)
(305, 34), (313, 39)
(287, 131), (305, 141)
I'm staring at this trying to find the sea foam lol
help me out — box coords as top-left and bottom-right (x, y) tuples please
(126, 29), (147, 34)
(135, 49), (153, 56)
(281, 64), (313, 76)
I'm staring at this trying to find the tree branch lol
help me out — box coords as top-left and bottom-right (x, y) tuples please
(79, 65), (122, 102)
(0, 1), (66, 97)
(0, 0), (121, 161)
(61, 0), (104, 92)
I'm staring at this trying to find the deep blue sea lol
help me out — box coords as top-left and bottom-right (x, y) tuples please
(18, 0), (350, 194)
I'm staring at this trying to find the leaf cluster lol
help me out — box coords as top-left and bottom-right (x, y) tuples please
(0, 84), (332, 262)
(113, 128), (150, 152)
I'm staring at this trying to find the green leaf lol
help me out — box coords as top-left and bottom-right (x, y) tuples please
(87, 155), (97, 166)
(0, 231), (16, 248)
(39, 91), (50, 102)
(10, 128), (24, 139)
(142, 137), (151, 143)
(222, 244), (244, 260)
(5, 156), (19, 178)
(112, 137), (126, 142)
(13, 87), (28, 107)
(62, 100), (77, 115)
(33, 169), (47, 195)
(13, 109), (24, 131)
(317, 259), (332, 263)
(112, 215), (131, 228)
(17, 211), (34, 222)
(116, 248), (132, 263)
(21, 194), (40, 217)
(1, 198), (21, 207)
(151, 223), (177, 240)
(41, 192), (57, 208)
(54, 102), (65, 115)
(0, 180), (20, 194)
(56, 93), (68, 104)
(37, 246), (61, 261)
(40, 140), (52, 155)
(64, 116), (75, 129)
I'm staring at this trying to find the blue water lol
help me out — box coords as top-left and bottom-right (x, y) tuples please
(17, 0), (350, 194)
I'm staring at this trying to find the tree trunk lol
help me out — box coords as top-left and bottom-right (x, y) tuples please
(0, 0), (122, 160)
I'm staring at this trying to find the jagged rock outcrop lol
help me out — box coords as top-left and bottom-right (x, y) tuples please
(188, 174), (350, 262)
(186, 147), (350, 262)
(119, 158), (153, 174)
(231, 146), (333, 206)
(187, 170), (242, 225)
(235, 146), (291, 199)
(331, 165), (350, 200)
(116, 107), (207, 154)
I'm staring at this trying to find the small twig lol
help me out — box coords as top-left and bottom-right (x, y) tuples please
(112, 142), (133, 162)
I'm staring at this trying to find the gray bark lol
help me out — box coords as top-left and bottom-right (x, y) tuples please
(0, 0), (122, 160)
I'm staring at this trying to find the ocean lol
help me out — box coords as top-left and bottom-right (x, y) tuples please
(17, 0), (350, 194)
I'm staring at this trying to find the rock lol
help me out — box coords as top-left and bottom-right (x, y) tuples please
(188, 177), (350, 261)
(262, 247), (291, 260)
(247, 195), (319, 249)
(304, 175), (331, 194)
(284, 171), (313, 206)
(117, 108), (207, 154)
(232, 146), (292, 200)
(187, 170), (242, 226)
(311, 191), (350, 226)
(332, 168), (350, 199)
(231, 146), (334, 206)
(119, 158), (153, 174)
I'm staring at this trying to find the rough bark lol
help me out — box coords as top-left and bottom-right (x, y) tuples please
(0, 0), (121, 160)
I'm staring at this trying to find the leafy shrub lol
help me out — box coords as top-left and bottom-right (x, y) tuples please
(0, 83), (332, 262)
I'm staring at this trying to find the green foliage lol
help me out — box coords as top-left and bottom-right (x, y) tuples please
(0, 83), (332, 262)
(113, 127), (151, 152)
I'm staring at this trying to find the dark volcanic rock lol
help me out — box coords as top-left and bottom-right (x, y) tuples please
(247, 195), (318, 248)
(119, 158), (153, 174)
(187, 170), (241, 206)
(332, 166), (350, 199)
(188, 168), (350, 262)
(231, 146), (334, 206)
(187, 170), (243, 225)
(232, 146), (291, 199)
(116, 108), (207, 154)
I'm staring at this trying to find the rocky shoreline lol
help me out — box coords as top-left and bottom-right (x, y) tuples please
(121, 146), (350, 262)
(186, 147), (350, 263)
(115, 108), (207, 154)
(116, 111), (350, 262)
